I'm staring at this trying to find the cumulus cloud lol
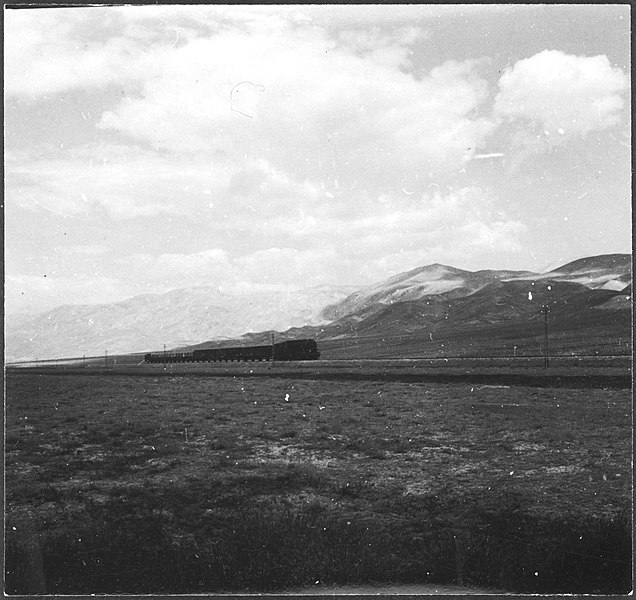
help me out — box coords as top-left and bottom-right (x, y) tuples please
(494, 50), (628, 137)
(5, 5), (501, 224)
(6, 8), (497, 211)
(4, 9), (168, 97)
(336, 188), (526, 265)
(94, 18), (495, 191)
(335, 24), (427, 69)
(114, 187), (526, 293)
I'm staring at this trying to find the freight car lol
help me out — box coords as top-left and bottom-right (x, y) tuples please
(144, 339), (320, 363)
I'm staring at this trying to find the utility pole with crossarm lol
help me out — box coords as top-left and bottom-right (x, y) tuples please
(540, 304), (550, 368)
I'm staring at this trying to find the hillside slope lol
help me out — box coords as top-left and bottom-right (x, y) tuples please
(508, 254), (631, 291)
(211, 255), (632, 359)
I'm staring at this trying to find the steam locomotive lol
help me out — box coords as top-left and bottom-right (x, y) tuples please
(144, 338), (320, 363)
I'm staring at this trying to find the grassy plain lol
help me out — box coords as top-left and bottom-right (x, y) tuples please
(5, 370), (632, 594)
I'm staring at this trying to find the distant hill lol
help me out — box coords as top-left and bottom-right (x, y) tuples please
(197, 254), (632, 359)
(320, 264), (540, 321)
(5, 285), (354, 361)
(320, 254), (631, 322)
(5, 253), (631, 362)
(513, 254), (632, 291)
(546, 253), (631, 275)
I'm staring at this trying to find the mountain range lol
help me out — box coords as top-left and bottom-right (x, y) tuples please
(5, 254), (632, 362)
(4, 286), (354, 362)
(206, 253), (632, 359)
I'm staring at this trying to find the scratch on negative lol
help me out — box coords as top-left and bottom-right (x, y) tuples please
(32, 198), (79, 219)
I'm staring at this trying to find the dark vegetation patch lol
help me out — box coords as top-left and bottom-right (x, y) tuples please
(6, 492), (630, 594)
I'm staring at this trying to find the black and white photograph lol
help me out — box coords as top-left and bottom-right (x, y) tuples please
(4, 3), (632, 595)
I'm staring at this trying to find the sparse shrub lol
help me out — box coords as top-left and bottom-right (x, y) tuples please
(255, 430), (279, 441)
(207, 436), (235, 451)
(127, 421), (157, 437)
(336, 480), (374, 498)
(304, 498), (325, 514)
(386, 438), (411, 454)
(317, 422), (343, 436)
(345, 437), (387, 459)
(276, 463), (324, 488)
(104, 436), (125, 451)
(39, 485), (62, 503)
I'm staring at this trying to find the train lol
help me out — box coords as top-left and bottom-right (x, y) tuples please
(144, 339), (320, 363)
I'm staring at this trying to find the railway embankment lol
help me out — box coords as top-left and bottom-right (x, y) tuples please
(6, 360), (631, 389)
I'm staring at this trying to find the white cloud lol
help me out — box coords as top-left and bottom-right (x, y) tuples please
(141, 249), (233, 282)
(59, 244), (108, 256)
(494, 50), (629, 137)
(114, 247), (347, 297)
(338, 188), (526, 263)
(4, 9), (168, 97)
(94, 19), (495, 190)
(5, 8), (500, 235)
(5, 273), (134, 315)
(335, 25), (427, 69)
(234, 247), (342, 287)
(108, 4), (515, 34)
(4, 145), (233, 220)
(113, 187), (526, 293)
(458, 220), (526, 252)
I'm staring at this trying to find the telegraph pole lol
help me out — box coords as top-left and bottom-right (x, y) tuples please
(163, 344), (167, 368)
(104, 350), (108, 368)
(270, 332), (275, 363)
(540, 304), (550, 368)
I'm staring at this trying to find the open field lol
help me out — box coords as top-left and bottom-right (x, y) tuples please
(317, 312), (632, 360)
(6, 354), (632, 390)
(9, 353), (631, 369)
(5, 369), (632, 594)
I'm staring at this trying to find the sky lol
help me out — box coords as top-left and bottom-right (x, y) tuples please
(4, 4), (632, 316)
